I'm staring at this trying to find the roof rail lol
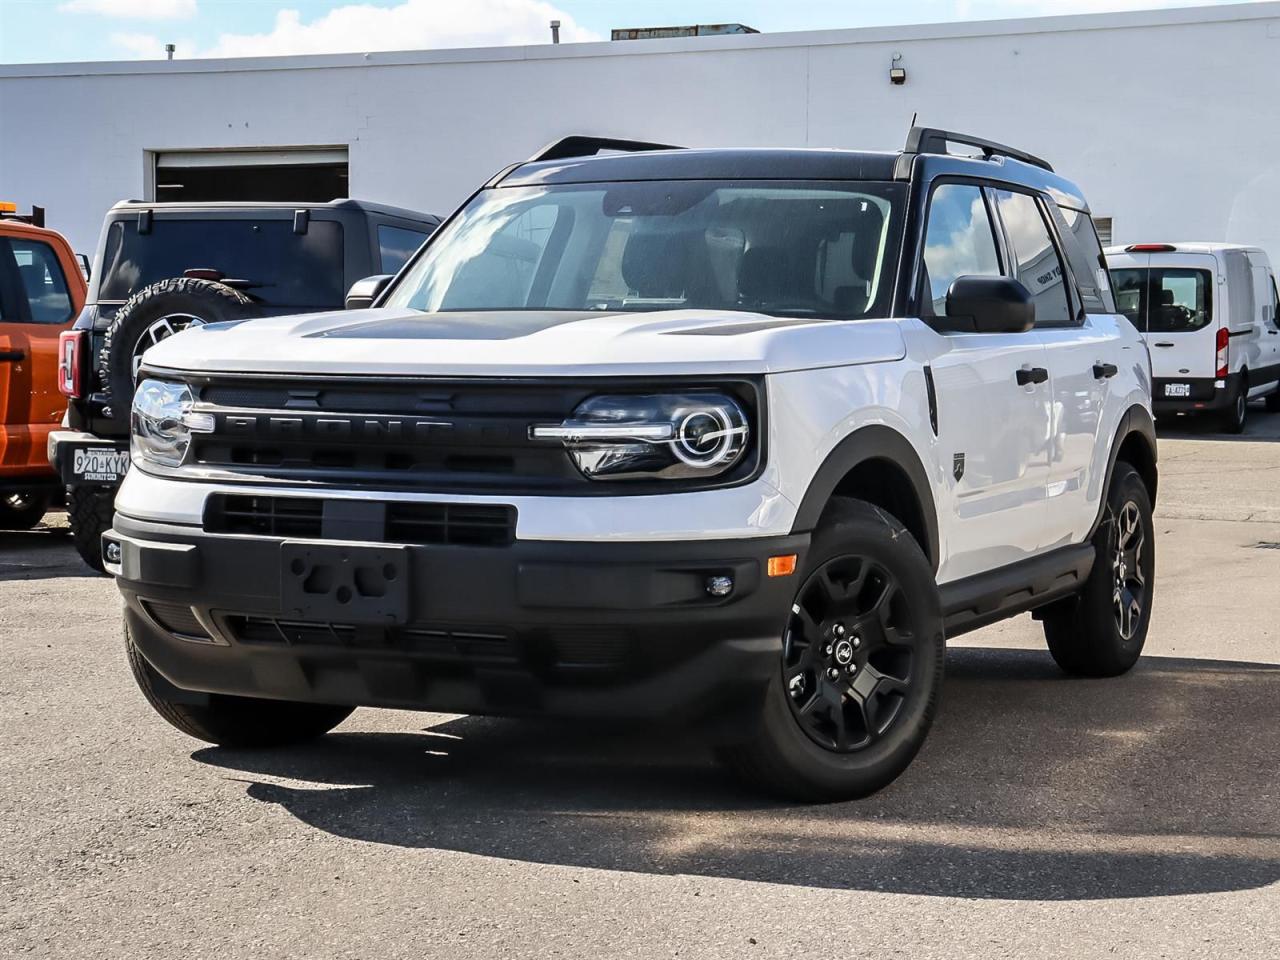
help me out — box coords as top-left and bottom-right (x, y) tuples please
(528, 135), (683, 164)
(903, 126), (1053, 173)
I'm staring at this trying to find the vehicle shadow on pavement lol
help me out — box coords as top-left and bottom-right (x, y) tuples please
(0, 528), (97, 581)
(1157, 404), (1280, 442)
(192, 647), (1280, 901)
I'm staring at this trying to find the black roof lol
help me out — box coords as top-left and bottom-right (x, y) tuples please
(498, 128), (1091, 212)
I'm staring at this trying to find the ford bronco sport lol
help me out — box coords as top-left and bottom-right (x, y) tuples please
(48, 198), (440, 570)
(105, 130), (1157, 801)
(1, 206), (87, 528)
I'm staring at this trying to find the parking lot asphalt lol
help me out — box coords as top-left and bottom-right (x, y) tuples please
(3, 413), (1279, 960)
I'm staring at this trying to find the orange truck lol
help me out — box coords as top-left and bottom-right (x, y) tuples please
(0, 204), (87, 528)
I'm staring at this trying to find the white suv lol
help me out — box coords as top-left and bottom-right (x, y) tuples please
(104, 129), (1157, 801)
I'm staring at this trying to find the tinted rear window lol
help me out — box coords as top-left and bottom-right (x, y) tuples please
(1111, 267), (1212, 333)
(97, 218), (344, 307)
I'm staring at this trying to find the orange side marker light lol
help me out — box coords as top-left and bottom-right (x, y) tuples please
(767, 554), (798, 577)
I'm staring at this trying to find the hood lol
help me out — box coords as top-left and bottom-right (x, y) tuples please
(140, 307), (907, 377)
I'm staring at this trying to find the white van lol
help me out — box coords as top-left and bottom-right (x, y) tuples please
(1105, 243), (1280, 432)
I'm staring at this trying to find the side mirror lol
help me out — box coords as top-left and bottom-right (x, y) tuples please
(939, 275), (1035, 334)
(345, 274), (393, 311)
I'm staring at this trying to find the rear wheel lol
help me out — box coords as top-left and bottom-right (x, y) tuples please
(1042, 463), (1154, 677)
(719, 499), (944, 802)
(126, 623), (354, 746)
(67, 485), (115, 573)
(0, 491), (50, 530)
(1222, 376), (1248, 433)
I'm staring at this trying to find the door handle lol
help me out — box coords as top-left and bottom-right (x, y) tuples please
(1092, 363), (1119, 379)
(1152, 342), (1175, 348)
(0, 349), (26, 362)
(1015, 367), (1049, 386)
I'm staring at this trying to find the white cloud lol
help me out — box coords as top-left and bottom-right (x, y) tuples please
(60, 0), (197, 19)
(109, 31), (164, 57)
(198, 0), (598, 59)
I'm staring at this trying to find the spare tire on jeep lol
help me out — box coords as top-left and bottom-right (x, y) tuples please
(99, 277), (256, 419)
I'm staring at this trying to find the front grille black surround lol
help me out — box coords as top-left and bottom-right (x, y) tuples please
(205, 494), (517, 546)
(137, 370), (766, 495)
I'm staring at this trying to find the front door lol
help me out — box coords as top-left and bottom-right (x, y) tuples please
(0, 233), (78, 477)
(917, 182), (1051, 583)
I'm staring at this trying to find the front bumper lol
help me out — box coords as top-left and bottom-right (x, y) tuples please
(110, 512), (809, 730)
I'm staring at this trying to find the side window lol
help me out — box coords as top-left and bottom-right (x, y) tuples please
(377, 224), (431, 275)
(991, 190), (1074, 328)
(1271, 276), (1280, 330)
(920, 183), (1001, 317)
(1, 238), (74, 324)
(1053, 205), (1117, 314)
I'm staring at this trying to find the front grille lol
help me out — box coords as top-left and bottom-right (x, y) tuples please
(205, 494), (515, 546)
(225, 615), (516, 661)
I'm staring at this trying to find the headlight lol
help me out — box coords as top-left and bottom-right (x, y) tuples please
(131, 379), (213, 468)
(531, 393), (750, 480)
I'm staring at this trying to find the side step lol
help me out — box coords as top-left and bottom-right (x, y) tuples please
(940, 543), (1094, 638)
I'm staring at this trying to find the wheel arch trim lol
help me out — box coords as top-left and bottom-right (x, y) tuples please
(1089, 403), (1158, 539)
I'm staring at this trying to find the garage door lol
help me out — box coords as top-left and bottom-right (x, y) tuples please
(151, 147), (349, 203)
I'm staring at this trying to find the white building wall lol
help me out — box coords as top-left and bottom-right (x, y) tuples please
(2, 2), (1280, 259)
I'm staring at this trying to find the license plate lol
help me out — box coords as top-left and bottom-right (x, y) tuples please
(71, 446), (130, 483)
(280, 542), (410, 625)
(1164, 382), (1191, 398)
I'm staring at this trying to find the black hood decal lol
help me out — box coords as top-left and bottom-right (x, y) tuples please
(307, 310), (605, 341)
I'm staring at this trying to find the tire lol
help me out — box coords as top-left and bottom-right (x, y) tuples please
(0, 491), (50, 530)
(99, 277), (255, 420)
(718, 498), (945, 802)
(67, 484), (115, 573)
(1042, 463), (1154, 677)
(126, 623), (354, 747)
(1222, 375), (1248, 434)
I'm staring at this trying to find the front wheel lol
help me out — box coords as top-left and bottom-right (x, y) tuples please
(126, 624), (354, 746)
(719, 499), (944, 802)
(0, 491), (50, 530)
(1041, 463), (1154, 677)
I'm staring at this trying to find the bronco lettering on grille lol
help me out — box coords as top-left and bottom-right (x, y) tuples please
(219, 414), (454, 440)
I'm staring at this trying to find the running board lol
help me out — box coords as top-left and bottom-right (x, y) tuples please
(940, 543), (1095, 638)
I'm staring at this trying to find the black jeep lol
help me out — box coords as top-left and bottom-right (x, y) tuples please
(49, 199), (440, 570)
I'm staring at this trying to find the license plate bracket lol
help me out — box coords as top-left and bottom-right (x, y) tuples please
(1164, 382), (1191, 398)
(280, 542), (410, 625)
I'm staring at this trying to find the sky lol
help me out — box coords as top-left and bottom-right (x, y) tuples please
(0, 0), (1269, 64)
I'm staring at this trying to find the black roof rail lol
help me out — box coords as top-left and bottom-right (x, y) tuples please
(528, 135), (683, 164)
(903, 126), (1053, 173)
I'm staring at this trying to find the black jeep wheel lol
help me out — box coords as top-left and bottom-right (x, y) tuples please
(100, 277), (255, 420)
(719, 499), (944, 802)
(67, 485), (115, 573)
(126, 623), (354, 747)
(0, 491), (50, 530)
(1042, 463), (1154, 677)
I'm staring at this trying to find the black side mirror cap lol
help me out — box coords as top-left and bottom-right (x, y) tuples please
(345, 275), (393, 311)
(936, 275), (1035, 334)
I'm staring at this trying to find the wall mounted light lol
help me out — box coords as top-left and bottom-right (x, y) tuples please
(890, 52), (906, 85)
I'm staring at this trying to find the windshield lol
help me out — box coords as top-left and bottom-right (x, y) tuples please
(96, 218), (344, 308)
(1111, 266), (1212, 333)
(384, 180), (905, 320)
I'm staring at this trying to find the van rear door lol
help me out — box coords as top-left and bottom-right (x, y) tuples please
(1109, 253), (1220, 390)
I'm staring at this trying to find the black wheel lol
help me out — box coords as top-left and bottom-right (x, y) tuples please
(66, 484), (115, 573)
(99, 277), (255, 420)
(1222, 376), (1248, 434)
(0, 491), (50, 530)
(719, 499), (944, 802)
(1266, 389), (1280, 413)
(1042, 463), (1154, 677)
(126, 623), (354, 747)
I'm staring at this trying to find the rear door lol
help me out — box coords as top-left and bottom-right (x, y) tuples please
(0, 232), (80, 476)
(1109, 253), (1219, 392)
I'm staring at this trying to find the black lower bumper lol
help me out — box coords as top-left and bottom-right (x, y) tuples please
(1152, 375), (1236, 416)
(110, 513), (809, 730)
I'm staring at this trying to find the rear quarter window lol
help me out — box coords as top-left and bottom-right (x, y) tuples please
(1053, 205), (1117, 314)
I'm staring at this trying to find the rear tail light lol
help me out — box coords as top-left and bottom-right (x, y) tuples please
(58, 329), (85, 398)
(1215, 326), (1230, 380)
